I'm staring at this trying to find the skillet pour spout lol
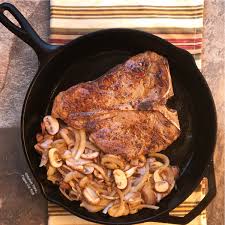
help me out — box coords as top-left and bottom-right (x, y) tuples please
(0, 2), (217, 225)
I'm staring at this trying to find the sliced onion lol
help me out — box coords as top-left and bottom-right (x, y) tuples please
(102, 202), (114, 214)
(74, 129), (86, 160)
(148, 153), (169, 167)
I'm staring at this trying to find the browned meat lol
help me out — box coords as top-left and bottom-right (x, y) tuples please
(52, 51), (180, 159)
(88, 108), (180, 160)
(52, 51), (173, 120)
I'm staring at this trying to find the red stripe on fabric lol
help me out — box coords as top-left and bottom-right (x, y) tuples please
(177, 44), (202, 49)
(49, 38), (71, 44)
(166, 38), (202, 43)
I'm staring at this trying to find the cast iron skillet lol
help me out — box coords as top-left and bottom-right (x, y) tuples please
(0, 3), (217, 225)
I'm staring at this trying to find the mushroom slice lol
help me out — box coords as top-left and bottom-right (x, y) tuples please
(155, 181), (169, 193)
(43, 115), (59, 135)
(83, 186), (100, 205)
(153, 169), (163, 183)
(48, 148), (62, 168)
(113, 169), (127, 189)
(153, 167), (175, 185)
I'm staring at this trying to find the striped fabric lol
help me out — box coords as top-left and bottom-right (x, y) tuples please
(49, 0), (206, 224)
(49, 0), (204, 69)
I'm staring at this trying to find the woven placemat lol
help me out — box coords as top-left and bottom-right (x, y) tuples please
(48, 1), (206, 224)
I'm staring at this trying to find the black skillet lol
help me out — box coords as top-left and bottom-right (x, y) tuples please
(0, 3), (217, 225)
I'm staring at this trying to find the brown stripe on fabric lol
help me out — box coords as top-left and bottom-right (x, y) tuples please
(50, 27), (203, 35)
(51, 15), (203, 19)
(51, 5), (203, 10)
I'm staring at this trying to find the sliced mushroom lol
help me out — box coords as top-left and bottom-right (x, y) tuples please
(43, 115), (59, 135)
(113, 169), (127, 189)
(125, 167), (137, 178)
(153, 167), (175, 185)
(81, 152), (99, 160)
(155, 181), (169, 193)
(141, 182), (157, 205)
(153, 168), (163, 183)
(83, 186), (100, 205)
(48, 148), (62, 168)
(159, 167), (175, 184)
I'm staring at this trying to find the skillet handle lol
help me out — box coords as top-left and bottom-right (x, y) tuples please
(0, 2), (59, 65)
(152, 161), (216, 224)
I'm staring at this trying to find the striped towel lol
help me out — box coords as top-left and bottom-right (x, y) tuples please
(49, 0), (206, 224)
(50, 0), (203, 69)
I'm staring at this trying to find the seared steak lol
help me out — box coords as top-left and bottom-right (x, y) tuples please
(52, 51), (173, 119)
(52, 51), (180, 159)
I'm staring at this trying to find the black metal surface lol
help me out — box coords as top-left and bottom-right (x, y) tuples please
(0, 3), (217, 225)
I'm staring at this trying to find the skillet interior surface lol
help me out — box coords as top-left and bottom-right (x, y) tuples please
(21, 29), (216, 224)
